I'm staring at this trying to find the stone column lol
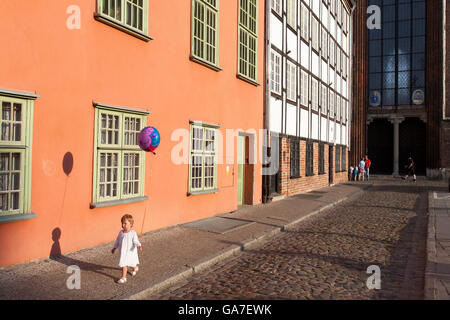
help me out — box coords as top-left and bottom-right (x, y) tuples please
(390, 117), (404, 177)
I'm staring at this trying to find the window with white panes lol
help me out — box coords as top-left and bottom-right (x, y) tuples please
(300, 71), (309, 107)
(343, 100), (347, 124)
(93, 107), (146, 204)
(98, 0), (148, 34)
(342, 6), (347, 33)
(342, 98), (346, 122)
(321, 84), (328, 114)
(322, 27), (328, 58)
(238, 0), (258, 82)
(311, 17), (319, 52)
(286, 61), (297, 102)
(270, 50), (282, 94)
(301, 3), (309, 41)
(319, 82), (323, 111)
(329, 90), (335, 116)
(330, 39), (335, 67)
(343, 3), (347, 28)
(0, 95), (34, 216)
(192, 0), (219, 67)
(311, 78), (319, 111)
(336, 95), (341, 120)
(337, 0), (341, 25)
(345, 101), (348, 122)
(343, 55), (347, 78)
(271, 0), (281, 16)
(344, 9), (348, 33)
(336, 47), (341, 73)
(287, 0), (296, 28)
(189, 124), (218, 193)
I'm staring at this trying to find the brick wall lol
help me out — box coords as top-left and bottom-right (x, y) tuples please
(446, 0), (450, 119)
(443, 0), (450, 168)
(279, 137), (348, 196)
(350, 0), (368, 166)
(442, 124), (450, 169)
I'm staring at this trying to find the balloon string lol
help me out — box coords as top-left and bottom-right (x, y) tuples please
(140, 208), (147, 242)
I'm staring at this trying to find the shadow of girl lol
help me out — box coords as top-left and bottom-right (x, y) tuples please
(49, 227), (118, 281)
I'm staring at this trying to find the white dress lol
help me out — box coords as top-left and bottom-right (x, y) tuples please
(113, 230), (141, 267)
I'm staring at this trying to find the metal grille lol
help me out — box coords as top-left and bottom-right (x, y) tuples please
(306, 141), (314, 176)
(290, 139), (300, 178)
(335, 145), (341, 173)
(341, 147), (346, 172)
(318, 143), (325, 174)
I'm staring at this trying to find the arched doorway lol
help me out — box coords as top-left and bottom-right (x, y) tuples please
(399, 118), (426, 175)
(367, 119), (393, 174)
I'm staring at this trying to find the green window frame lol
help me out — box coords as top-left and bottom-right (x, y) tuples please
(189, 124), (218, 194)
(0, 95), (34, 217)
(191, 0), (220, 68)
(96, 0), (152, 41)
(238, 0), (258, 83)
(92, 106), (147, 206)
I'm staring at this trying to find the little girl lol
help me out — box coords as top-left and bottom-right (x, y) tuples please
(112, 214), (143, 284)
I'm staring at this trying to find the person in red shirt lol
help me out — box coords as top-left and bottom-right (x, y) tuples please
(365, 155), (371, 181)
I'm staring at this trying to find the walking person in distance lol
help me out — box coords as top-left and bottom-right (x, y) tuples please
(402, 156), (416, 182)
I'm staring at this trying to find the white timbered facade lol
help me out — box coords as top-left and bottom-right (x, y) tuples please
(268, 0), (351, 146)
(264, 0), (354, 198)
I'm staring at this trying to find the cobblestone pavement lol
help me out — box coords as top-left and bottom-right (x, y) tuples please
(146, 178), (448, 300)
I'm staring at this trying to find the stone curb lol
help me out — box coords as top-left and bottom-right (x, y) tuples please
(126, 184), (371, 300)
(424, 192), (437, 300)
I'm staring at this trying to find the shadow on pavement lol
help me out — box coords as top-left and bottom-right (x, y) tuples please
(49, 227), (118, 281)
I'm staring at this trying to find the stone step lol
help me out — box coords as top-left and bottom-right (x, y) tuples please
(270, 193), (286, 202)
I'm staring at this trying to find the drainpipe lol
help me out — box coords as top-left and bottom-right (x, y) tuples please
(444, 0), (449, 186)
(263, 0), (271, 203)
(444, 0), (447, 121)
(348, 0), (356, 158)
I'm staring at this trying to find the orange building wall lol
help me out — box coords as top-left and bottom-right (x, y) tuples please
(0, 0), (264, 266)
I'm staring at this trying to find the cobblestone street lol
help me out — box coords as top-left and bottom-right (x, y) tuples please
(146, 178), (448, 300)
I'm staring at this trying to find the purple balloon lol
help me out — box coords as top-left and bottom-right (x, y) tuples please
(138, 127), (160, 153)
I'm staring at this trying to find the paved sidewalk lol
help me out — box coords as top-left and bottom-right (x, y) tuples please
(0, 182), (369, 300)
(425, 191), (450, 299)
